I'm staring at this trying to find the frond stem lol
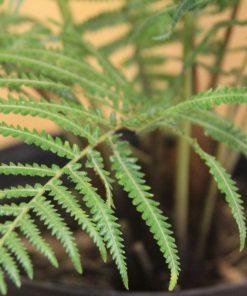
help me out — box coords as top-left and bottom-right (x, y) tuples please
(174, 12), (194, 251)
(0, 127), (120, 250)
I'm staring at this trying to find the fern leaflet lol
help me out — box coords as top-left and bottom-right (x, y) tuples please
(109, 138), (180, 291)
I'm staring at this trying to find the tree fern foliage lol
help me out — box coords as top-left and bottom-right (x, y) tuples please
(0, 0), (246, 294)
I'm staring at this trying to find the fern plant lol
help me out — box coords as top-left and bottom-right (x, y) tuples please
(0, 0), (246, 294)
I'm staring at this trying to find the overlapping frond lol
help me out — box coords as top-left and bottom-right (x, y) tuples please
(129, 87), (247, 129)
(66, 165), (128, 289)
(191, 140), (247, 250)
(0, 123), (80, 159)
(86, 149), (114, 207)
(180, 111), (247, 157)
(109, 138), (180, 291)
(0, 0), (246, 294)
(163, 123), (246, 251)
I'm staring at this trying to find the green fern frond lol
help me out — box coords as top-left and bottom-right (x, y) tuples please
(48, 180), (107, 261)
(0, 0), (246, 293)
(0, 184), (42, 199)
(180, 111), (247, 157)
(0, 247), (20, 287)
(0, 95), (109, 127)
(0, 203), (25, 217)
(0, 123), (80, 159)
(192, 141), (247, 250)
(167, 87), (247, 114)
(12, 48), (115, 86)
(86, 149), (114, 208)
(0, 52), (121, 101)
(164, 123), (246, 251)
(66, 165), (128, 289)
(0, 163), (59, 177)
(0, 270), (7, 295)
(3, 231), (33, 279)
(132, 87), (247, 129)
(32, 196), (82, 274)
(0, 97), (96, 141)
(0, 74), (71, 94)
(18, 215), (58, 267)
(109, 138), (180, 291)
(77, 9), (127, 32)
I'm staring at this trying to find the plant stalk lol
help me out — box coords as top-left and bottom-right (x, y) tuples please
(57, 0), (72, 24)
(208, 0), (240, 88)
(175, 12), (194, 250)
(197, 34), (246, 260)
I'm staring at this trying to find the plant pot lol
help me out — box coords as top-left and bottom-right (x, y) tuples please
(6, 278), (247, 296)
(1, 142), (247, 296)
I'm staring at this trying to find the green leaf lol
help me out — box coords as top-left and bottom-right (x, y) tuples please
(86, 149), (114, 208)
(3, 231), (33, 279)
(192, 141), (247, 250)
(180, 111), (247, 157)
(0, 248), (20, 287)
(48, 180), (107, 262)
(19, 215), (58, 267)
(0, 123), (80, 159)
(0, 270), (7, 295)
(0, 184), (42, 199)
(110, 139), (180, 291)
(0, 163), (59, 177)
(32, 196), (82, 274)
(67, 165), (128, 289)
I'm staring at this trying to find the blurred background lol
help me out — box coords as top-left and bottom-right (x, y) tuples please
(0, 0), (246, 148)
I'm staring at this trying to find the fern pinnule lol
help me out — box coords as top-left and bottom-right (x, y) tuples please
(180, 111), (247, 157)
(0, 123), (80, 159)
(192, 142), (247, 250)
(132, 87), (247, 130)
(0, 97), (96, 141)
(0, 270), (7, 295)
(66, 165), (129, 289)
(0, 247), (21, 288)
(3, 231), (33, 280)
(0, 52), (121, 101)
(18, 215), (58, 268)
(86, 149), (114, 208)
(47, 180), (107, 261)
(0, 73), (71, 95)
(0, 163), (60, 177)
(11, 47), (116, 87)
(109, 138), (180, 291)
(0, 204), (24, 217)
(164, 123), (247, 251)
(32, 196), (83, 274)
(0, 184), (42, 199)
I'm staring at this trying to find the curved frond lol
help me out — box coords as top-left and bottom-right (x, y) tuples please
(0, 97), (97, 141)
(86, 149), (114, 207)
(180, 111), (247, 157)
(18, 215), (58, 267)
(0, 163), (59, 177)
(192, 141), (247, 250)
(0, 123), (80, 159)
(66, 165), (128, 289)
(32, 196), (82, 274)
(0, 248), (20, 287)
(3, 231), (33, 279)
(109, 139), (180, 291)
(0, 184), (42, 199)
(48, 180), (107, 261)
